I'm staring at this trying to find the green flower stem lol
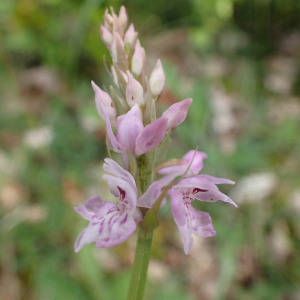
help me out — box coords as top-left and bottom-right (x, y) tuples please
(126, 225), (154, 300)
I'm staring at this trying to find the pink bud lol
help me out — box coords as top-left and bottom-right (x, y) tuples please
(149, 59), (165, 97)
(126, 71), (144, 107)
(104, 9), (113, 29)
(131, 40), (144, 76)
(162, 98), (192, 130)
(111, 66), (128, 88)
(91, 81), (117, 127)
(111, 32), (125, 62)
(118, 6), (128, 29)
(124, 24), (136, 45)
(100, 25), (113, 50)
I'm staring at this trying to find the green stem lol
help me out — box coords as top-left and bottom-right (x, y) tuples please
(126, 226), (154, 300)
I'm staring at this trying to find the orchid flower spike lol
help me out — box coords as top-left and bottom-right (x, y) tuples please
(74, 159), (143, 252)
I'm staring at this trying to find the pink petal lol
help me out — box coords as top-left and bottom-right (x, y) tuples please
(116, 104), (144, 151)
(101, 102), (125, 153)
(133, 208), (143, 223)
(95, 210), (137, 248)
(175, 176), (217, 191)
(177, 221), (194, 255)
(188, 206), (216, 238)
(162, 98), (192, 130)
(169, 187), (186, 226)
(182, 150), (207, 176)
(158, 150), (207, 177)
(134, 117), (168, 157)
(103, 158), (137, 195)
(197, 174), (235, 185)
(137, 173), (178, 208)
(75, 206), (137, 251)
(194, 189), (238, 208)
(102, 175), (137, 208)
(74, 222), (101, 252)
(74, 195), (115, 221)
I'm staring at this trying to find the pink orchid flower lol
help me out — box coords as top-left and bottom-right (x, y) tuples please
(74, 158), (179, 252)
(101, 103), (168, 167)
(74, 158), (142, 252)
(170, 174), (237, 254)
(100, 98), (193, 167)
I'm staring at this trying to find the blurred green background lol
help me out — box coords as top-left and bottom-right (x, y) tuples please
(1, 0), (300, 299)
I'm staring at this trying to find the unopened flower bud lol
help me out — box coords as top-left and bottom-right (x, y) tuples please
(100, 25), (113, 50)
(149, 59), (165, 97)
(131, 40), (144, 76)
(126, 71), (144, 107)
(118, 6), (128, 29)
(124, 24), (136, 45)
(111, 66), (128, 88)
(91, 81), (117, 127)
(111, 32), (125, 62)
(104, 9), (113, 29)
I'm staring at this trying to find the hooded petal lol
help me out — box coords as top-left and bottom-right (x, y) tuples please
(116, 104), (144, 151)
(162, 98), (192, 130)
(137, 173), (178, 208)
(101, 102), (125, 153)
(103, 158), (137, 195)
(74, 195), (115, 221)
(134, 116), (168, 156)
(92, 81), (117, 128)
(103, 175), (137, 207)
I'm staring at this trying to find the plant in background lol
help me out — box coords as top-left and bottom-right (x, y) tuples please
(74, 6), (237, 300)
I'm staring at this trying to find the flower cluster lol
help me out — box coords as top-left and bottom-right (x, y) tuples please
(74, 6), (237, 255)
